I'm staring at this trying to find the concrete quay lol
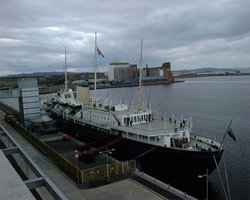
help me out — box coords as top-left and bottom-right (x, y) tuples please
(0, 111), (197, 200)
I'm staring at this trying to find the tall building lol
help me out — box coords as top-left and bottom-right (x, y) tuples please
(18, 78), (40, 126)
(146, 62), (174, 81)
(108, 61), (137, 81)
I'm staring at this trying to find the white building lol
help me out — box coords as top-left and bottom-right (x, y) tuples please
(108, 61), (130, 81)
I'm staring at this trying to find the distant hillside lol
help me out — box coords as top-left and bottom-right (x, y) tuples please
(1, 71), (109, 78)
(1, 67), (249, 78)
(172, 67), (250, 73)
(4, 71), (72, 78)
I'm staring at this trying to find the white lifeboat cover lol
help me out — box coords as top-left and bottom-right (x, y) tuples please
(115, 104), (128, 111)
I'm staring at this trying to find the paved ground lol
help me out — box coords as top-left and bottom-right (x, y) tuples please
(83, 179), (164, 200)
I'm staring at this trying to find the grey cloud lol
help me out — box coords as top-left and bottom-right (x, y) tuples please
(0, 0), (249, 75)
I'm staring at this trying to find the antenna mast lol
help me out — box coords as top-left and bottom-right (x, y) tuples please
(138, 38), (143, 111)
(64, 46), (68, 92)
(94, 32), (97, 105)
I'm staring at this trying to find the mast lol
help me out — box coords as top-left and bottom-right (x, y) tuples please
(64, 46), (68, 92)
(138, 38), (143, 111)
(219, 118), (233, 149)
(94, 32), (97, 105)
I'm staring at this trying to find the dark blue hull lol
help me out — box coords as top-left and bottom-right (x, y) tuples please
(55, 116), (223, 179)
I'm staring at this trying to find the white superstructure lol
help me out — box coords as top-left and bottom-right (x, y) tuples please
(46, 88), (195, 149)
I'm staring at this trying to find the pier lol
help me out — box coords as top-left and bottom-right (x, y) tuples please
(0, 104), (197, 200)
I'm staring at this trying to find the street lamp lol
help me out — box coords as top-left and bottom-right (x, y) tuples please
(75, 150), (79, 185)
(99, 147), (115, 182)
(198, 169), (208, 200)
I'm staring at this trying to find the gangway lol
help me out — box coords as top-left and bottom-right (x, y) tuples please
(0, 89), (19, 99)
(84, 137), (123, 155)
(44, 127), (67, 134)
(0, 101), (19, 115)
(77, 139), (101, 151)
(68, 138), (123, 163)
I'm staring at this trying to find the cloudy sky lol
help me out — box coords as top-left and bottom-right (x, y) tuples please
(0, 0), (249, 75)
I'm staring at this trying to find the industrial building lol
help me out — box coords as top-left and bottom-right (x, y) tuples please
(144, 62), (174, 81)
(108, 61), (137, 81)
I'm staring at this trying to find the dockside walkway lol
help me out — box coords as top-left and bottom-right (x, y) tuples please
(0, 110), (197, 200)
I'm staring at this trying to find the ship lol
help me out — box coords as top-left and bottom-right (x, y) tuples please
(44, 34), (224, 179)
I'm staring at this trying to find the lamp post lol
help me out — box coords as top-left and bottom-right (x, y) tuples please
(198, 169), (208, 200)
(99, 147), (115, 182)
(75, 150), (79, 185)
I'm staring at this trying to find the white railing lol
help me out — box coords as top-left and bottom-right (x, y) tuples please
(190, 134), (222, 149)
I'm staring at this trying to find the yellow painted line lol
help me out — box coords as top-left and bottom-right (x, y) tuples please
(130, 179), (166, 200)
(126, 184), (136, 200)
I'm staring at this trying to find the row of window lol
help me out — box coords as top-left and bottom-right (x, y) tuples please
(93, 114), (109, 121)
(131, 114), (148, 122)
(125, 133), (160, 142)
(124, 114), (148, 124)
(85, 112), (110, 121)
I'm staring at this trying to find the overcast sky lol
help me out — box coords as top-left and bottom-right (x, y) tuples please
(0, 0), (249, 75)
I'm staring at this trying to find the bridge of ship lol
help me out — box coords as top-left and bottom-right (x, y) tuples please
(114, 118), (191, 136)
(109, 117), (192, 148)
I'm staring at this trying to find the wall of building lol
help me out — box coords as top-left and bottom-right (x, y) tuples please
(108, 61), (130, 81)
(113, 65), (137, 81)
(108, 61), (138, 81)
(18, 78), (40, 126)
(108, 61), (174, 82)
(145, 62), (174, 81)
(162, 62), (174, 81)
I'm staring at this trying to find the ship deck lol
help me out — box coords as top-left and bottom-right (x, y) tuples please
(114, 118), (191, 137)
(51, 105), (222, 151)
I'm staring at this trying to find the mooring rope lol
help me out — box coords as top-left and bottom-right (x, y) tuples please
(223, 155), (231, 200)
(213, 154), (229, 200)
(133, 147), (157, 160)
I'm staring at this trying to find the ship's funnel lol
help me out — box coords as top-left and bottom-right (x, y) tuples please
(76, 82), (89, 105)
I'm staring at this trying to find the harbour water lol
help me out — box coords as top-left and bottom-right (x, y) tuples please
(1, 75), (249, 199)
(95, 75), (250, 200)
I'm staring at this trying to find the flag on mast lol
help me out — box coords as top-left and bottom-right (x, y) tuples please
(97, 47), (104, 57)
(227, 128), (236, 142)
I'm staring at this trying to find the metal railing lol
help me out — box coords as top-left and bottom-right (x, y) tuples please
(4, 115), (136, 184)
(0, 123), (68, 200)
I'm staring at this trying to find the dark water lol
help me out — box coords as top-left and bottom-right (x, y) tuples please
(94, 76), (250, 200)
(2, 76), (249, 199)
